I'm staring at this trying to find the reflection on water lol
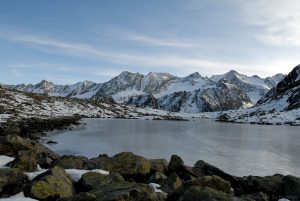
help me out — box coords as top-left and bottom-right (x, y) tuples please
(43, 118), (300, 177)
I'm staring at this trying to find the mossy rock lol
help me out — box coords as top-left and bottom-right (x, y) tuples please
(201, 175), (231, 194)
(11, 150), (38, 172)
(161, 173), (182, 194)
(53, 155), (88, 169)
(167, 186), (232, 201)
(89, 182), (164, 201)
(25, 166), (74, 200)
(77, 172), (114, 192)
(0, 168), (28, 198)
(150, 159), (168, 173)
(58, 192), (96, 201)
(0, 135), (34, 156)
(110, 152), (152, 180)
(0, 135), (59, 161)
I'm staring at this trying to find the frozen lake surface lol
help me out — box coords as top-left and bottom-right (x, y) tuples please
(44, 118), (300, 177)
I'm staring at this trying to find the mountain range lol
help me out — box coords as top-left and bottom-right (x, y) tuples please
(3, 70), (285, 113)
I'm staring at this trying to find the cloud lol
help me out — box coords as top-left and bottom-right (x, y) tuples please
(240, 0), (300, 47)
(0, 29), (297, 80)
(125, 33), (197, 48)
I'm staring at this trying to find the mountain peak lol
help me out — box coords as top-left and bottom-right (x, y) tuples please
(187, 72), (201, 79)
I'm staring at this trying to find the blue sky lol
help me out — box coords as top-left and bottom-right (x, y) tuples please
(0, 0), (299, 84)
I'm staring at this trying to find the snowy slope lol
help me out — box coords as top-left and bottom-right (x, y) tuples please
(211, 70), (285, 103)
(215, 65), (300, 125)
(0, 87), (177, 120)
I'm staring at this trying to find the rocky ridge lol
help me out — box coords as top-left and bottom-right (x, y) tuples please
(3, 70), (285, 113)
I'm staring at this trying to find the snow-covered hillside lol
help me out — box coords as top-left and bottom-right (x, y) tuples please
(0, 87), (179, 121)
(215, 65), (300, 125)
(4, 70), (285, 113)
(211, 70), (285, 103)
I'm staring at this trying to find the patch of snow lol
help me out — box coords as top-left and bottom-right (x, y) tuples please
(149, 183), (166, 194)
(26, 168), (109, 181)
(0, 192), (37, 201)
(65, 169), (109, 182)
(0, 155), (14, 168)
(25, 169), (48, 180)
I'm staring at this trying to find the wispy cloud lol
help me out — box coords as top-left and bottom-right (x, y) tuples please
(240, 0), (300, 47)
(0, 29), (297, 80)
(125, 33), (197, 48)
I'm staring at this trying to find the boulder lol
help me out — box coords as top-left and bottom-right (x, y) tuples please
(87, 154), (113, 170)
(283, 175), (300, 197)
(161, 173), (182, 194)
(150, 159), (168, 173)
(237, 174), (284, 197)
(89, 182), (164, 201)
(167, 186), (233, 201)
(110, 152), (152, 181)
(109, 172), (125, 183)
(185, 175), (231, 194)
(25, 166), (74, 200)
(0, 135), (35, 156)
(37, 156), (53, 169)
(0, 168), (28, 198)
(11, 150), (38, 172)
(193, 160), (239, 187)
(168, 155), (196, 182)
(168, 155), (184, 173)
(77, 172), (114, 192)
(0, 135), (59, 161)
(201, 175), (231, 194)
(53, 155), (89, 169)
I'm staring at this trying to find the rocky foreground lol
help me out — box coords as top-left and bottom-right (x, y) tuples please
(0, 120), (299, 201)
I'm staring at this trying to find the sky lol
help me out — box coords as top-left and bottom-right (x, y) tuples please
(0, 0), (299, 84)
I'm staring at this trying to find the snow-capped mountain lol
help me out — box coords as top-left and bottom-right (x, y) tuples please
(6, 80), (102, 99)
(4, 70), (285, 113)
(210, 70), (285, 103)
(217, 65), (300, 125)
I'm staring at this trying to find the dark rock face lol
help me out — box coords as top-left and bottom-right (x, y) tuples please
(236, 174), (284, 197)
(161, 173), (182, 194)
(0, 168), (28, 198)
(158, 81), (251, 113)
(283, 175), (300, 197)
(193, 160), (239, 187)
(168, 155), (185, 173)
(258, 65), (300, 111)
(25, 166), (74, 200)
(125, 93), (158, 109)
(90, 94), (116, 105)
